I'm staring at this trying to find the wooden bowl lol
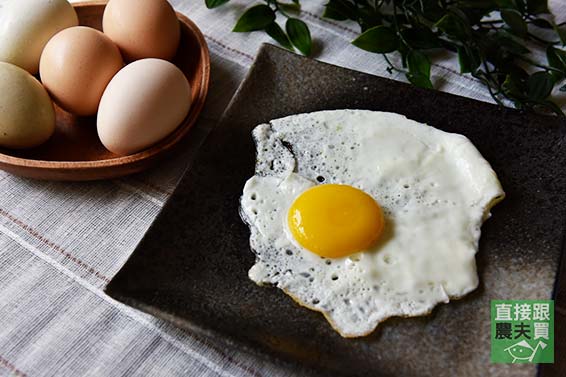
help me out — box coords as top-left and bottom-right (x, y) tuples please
(0, 1), (210, 181)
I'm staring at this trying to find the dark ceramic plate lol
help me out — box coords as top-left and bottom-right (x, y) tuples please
(106, 45), (566, 377)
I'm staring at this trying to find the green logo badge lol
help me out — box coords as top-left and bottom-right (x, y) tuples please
(491, 300), (554, 363)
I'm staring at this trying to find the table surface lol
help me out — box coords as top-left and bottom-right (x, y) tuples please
(1, 1), (564, 376)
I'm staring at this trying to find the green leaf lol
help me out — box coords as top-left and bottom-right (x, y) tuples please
(407, 73), (434, 89)
(358, 6), (383, 31)
(398, 44), (409, 68)
(457, 46), (481, 73)
(286, 18), (312, 55)
(554, 24), (566, 45)
(546, 46), (566, 80)
(502, 74), (525, 99)
(458, 1), (495, 8)
(501, 9), (527, 37)
(435, 13), (469, 40)
(407, 50), (431, 79)
(265, 22), (293, 50)
(526, 0), (549, 14)
(515, 0), (527, 13)
(233, 4), (276, 32)
(323, 0), (358, 21)
(205, 0), (230, 8)
(495, 0), (516, 8)
(323, 8), (347, 21)
(420, 2), (445, 22)
(494, 30), (530, 55)
(508, 64), (530, 80)
(533, 100), (564, 116)
(401, 27), (440, 49)
(352, 25), (399, 53)
(553, 47), (566, 66)
(527, 71), (555, 100)
(531, 18), (553, 29)
(449, 8), (470, 24)
(279, 2), (301, 13)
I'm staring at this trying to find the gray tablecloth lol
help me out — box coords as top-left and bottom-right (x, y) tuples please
(1, 1), (564, 376)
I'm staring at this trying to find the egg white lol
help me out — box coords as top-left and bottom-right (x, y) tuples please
(240, 110), (504, 338)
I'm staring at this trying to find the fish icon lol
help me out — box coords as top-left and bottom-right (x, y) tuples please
(504, 340), (547, 363)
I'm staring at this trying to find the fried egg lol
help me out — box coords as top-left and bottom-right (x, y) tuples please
(240, 110), (504, 338)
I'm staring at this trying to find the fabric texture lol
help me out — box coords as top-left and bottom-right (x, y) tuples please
(0, 0), (564, 376)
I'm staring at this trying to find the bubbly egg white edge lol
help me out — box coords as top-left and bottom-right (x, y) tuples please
(240, 109), (505, 338)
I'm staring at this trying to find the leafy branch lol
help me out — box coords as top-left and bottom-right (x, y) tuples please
(206, 0), (566, 115)
(206, 0), (312, 55)
(326, 0), (566, 115)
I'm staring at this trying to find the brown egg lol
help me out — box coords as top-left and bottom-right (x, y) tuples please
(103, 0), (180, 62)
(39, 26), (124, 116)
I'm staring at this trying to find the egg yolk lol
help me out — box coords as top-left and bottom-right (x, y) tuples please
(287, 184), (384, 258)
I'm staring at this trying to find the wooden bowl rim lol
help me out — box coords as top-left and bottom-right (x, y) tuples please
(0, 0), (210, 172)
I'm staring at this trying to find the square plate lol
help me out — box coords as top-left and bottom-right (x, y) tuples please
(106, 44), (566, 377)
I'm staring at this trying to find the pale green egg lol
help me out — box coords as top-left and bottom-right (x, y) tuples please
(0, 62), (55, 149)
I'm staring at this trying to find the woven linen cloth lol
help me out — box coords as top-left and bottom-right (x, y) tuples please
(0, 1), (565, 376)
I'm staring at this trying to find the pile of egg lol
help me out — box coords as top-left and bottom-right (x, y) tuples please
(0, 0), (192, 156)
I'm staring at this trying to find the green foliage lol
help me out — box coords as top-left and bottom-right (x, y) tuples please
(219, 1), (311, 56)
(265, 22), (293, 50)
(352, 26), (399, 53)
(528, 71), (554, 100)
(501, 10), (527, 37)
(207, 0), (566, 115)
(286, 18), (312, 55)
(233, 5), (275, 32)
(324, 0), (565, 115)
(205, 0), (229, 9)
(407, 50), (433, 89)
(458, 46), (481, 73)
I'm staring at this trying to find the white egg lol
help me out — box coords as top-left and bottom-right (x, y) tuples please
(97, 58), (192, 156)
(0, 0), (78, 74)
(240, 110), (504, 338)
